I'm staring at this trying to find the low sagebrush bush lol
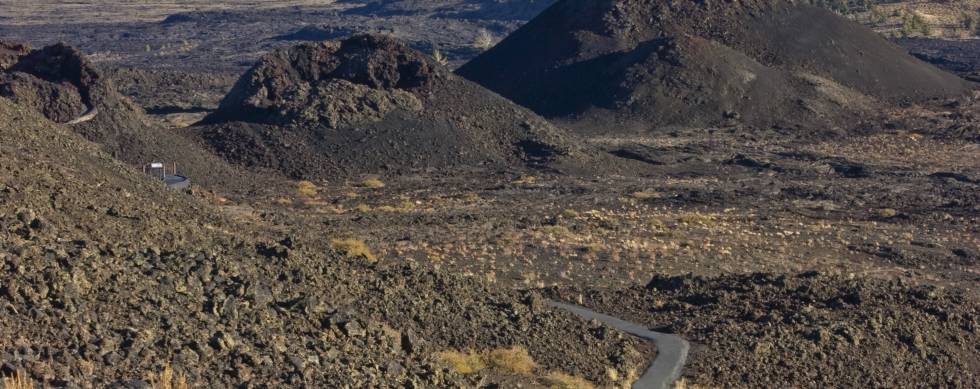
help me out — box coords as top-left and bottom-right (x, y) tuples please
(486, 346), (537, 375)
(436, 350), (486, 374)
(361, 178), (385, 189)
(541, 372), (595, 389)
(330, 238), (377, 262)
(296, 180), (318, 198)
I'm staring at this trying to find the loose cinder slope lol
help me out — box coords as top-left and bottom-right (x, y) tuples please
(0, 96), (648, 387)
(197, 34), (600, 179)
(457, 0), (974, 134)
(0, 40), (280, 193)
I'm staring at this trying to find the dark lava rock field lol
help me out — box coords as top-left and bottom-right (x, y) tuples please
(1, 1), (978, 388)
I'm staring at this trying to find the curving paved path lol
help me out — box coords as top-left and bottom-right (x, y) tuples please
(67, 106), (98, 124)
(546, 300), (689, 389)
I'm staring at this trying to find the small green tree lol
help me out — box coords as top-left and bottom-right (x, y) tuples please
(913, 13), (932, 36)
(963, 13), (977, 34)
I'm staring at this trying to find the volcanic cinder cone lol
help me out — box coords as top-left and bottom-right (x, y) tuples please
(198, 34), (608, 179)
(0, 40), (278, 192)
(457, 0), (973, 134)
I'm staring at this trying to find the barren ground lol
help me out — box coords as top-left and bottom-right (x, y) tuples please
(1, 1), (979, 388)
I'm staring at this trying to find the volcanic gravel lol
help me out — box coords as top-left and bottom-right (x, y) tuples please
(193, 34), (618, 180)
(458, 0), (973, 134)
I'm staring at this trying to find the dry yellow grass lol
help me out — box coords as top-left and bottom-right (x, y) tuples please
(486, 346), (537, 375)
(560, 209), (580, 218)
(2, 369), (33, 389)
(376, 200), (417, 213)
(540, 225), (573, 236)
(330, 239), (377, 262)
(296, 180), (318, 198)
(361, 177), (385, 189)
(436, 350), (486, 374)
(541, 372), (595, 389)
(876, 208), (898, 218)
(678, 212), (715, 226)
(149, 366), (188, 389)
(631, 191), (661, 200)
(673, 378), (723, 389)
(512, 175), (538, 185)
(461, 193), (482, 202)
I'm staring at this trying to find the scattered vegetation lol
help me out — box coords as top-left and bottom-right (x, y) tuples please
(900, 10), (932, 37)
(149, 366), (189, 389)
(678, 212), (716, 226)
(673, 378), (722, 389)
(436, 350), (487, 374)
(876, 208), (898, 218)
(630, 191), (661, 200)
(330, 238), (377, 262)
(375, 199), (418, 213)
(432, 48), (449, 66)
(541, 372), (596, 389)
(360, 177), (385, 189)
(963, 12), (978, 34)
(511, 175), (537, 185)
(486, 346), (537, 375)
(461, 192), (482, 202)
(2, 369), (33, 389)
(868, 4), (887, 24)
(560, 209), (580, 218)
(473, 29), (495, 51)
(296, 180), (318, 198)
(540, 225), (572, 236)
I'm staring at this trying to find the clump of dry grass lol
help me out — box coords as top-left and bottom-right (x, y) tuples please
(541, 372), (595, 389)
(678, 212), (715, 226)
(875, 208), (898, 218)
(2, 369), (33, 389)
(673, 378), (722, 389)
(361, 177), (385, 189)
(648, 218), (667, 230)
(512, 175), (537, 185)
(432, 48), (450, 66)
(540, 225), (572, 236)
(436, 350), (486, 374)
(560, 209), (580, 218)
(486, 346), (537, 375)
(631, 191), (661, 200)
(149, 366), (188, 389)
(330, 239), (377, 262)
(296, 180), (318, 198)
(473, 28), (495, 50)
(376, 199), (417, 213)
(437, 346), (538, 376)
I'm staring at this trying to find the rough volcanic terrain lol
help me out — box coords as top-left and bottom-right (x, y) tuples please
(0, 41), (283, 195)
(458, 0), (973, 134)
(548, 272), (980, 388)
(0, 97), (649, 388)
(0, 1), (978, 389)
(899, 37), (980, 82)
(194, 34), (611, 179)
(0, 0), (558, 72)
